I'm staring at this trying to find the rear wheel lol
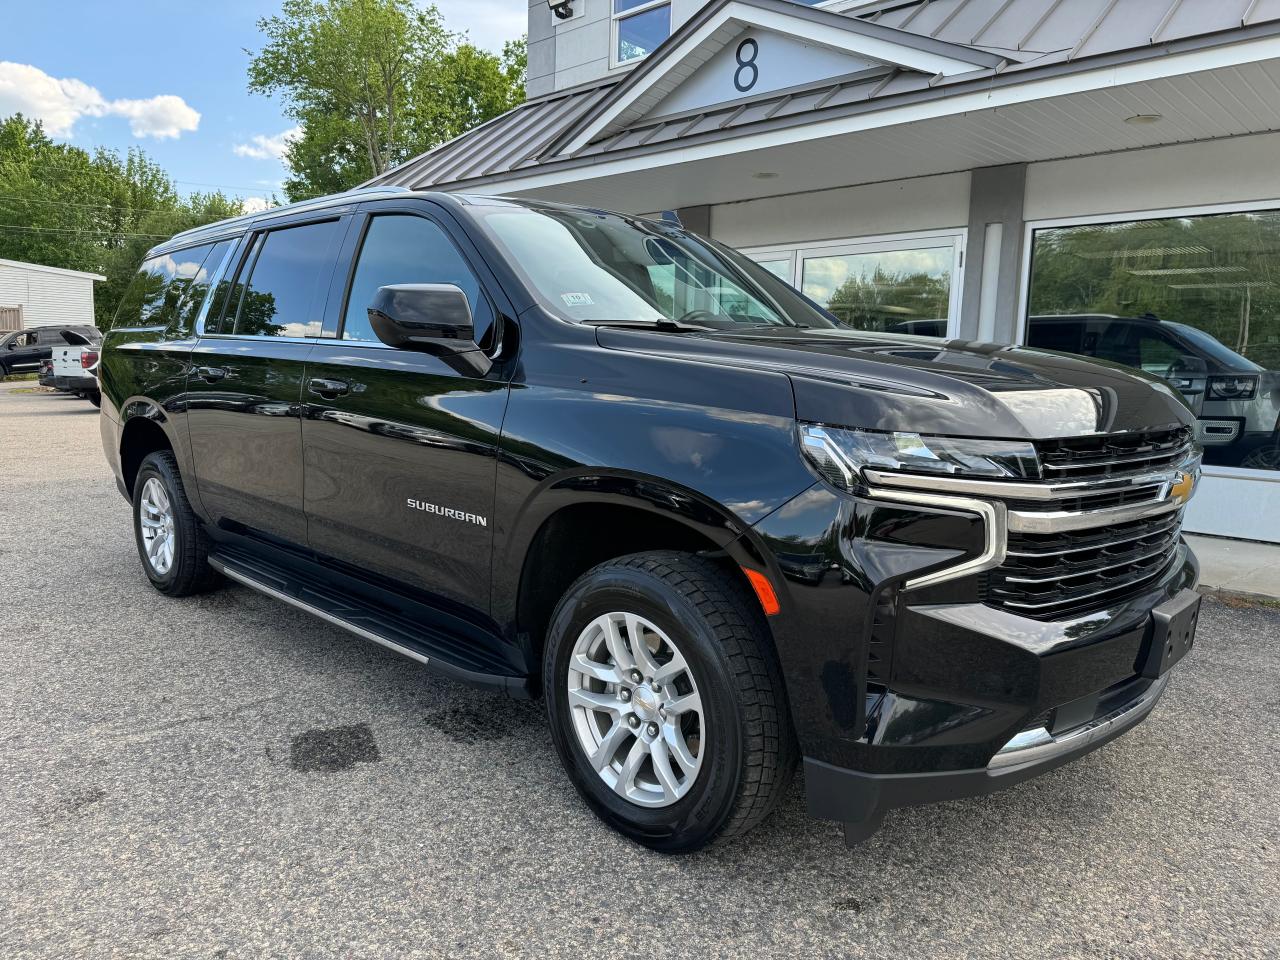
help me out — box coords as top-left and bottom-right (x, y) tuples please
(87, 390), (101, 407)
(132, 451), (220, 596)
(544, 551), (795, 853)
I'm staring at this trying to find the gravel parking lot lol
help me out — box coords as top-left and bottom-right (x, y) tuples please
(2, 381), (1277, 959)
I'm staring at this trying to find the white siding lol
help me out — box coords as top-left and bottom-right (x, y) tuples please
(0, 262), (98, 328)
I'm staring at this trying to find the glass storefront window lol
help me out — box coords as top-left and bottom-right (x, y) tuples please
(1026, 210), (1280, 472)
(801, 244), (955, 335)
(756, 259), (791, 280)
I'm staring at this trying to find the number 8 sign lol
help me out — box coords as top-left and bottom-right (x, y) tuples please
(734, 38), (759, 93)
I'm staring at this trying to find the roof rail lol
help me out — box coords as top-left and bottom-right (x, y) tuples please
(164, 185), (417, 244)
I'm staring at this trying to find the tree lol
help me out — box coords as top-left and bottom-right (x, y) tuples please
(826, 267), (951, 331)
(247, 0), (526, 200)
(0, 114), (260, 327)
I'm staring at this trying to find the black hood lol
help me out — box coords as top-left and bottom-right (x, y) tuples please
(597, 326), (1195, 440)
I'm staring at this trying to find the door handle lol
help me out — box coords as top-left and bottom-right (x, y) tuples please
(196, 366), (227, 382)
(308, 377), (350, 398)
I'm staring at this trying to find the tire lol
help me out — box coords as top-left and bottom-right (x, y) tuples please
(544, 551), (796, 853)
(87, 390), (101, 408)
(131, 450), (220, 596)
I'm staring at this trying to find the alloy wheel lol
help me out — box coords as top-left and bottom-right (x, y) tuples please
(139, 477), (176, 575)
(567, 611), (705, 808)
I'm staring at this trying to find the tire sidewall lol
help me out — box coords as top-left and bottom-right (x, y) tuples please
(545, 563), (746, 852)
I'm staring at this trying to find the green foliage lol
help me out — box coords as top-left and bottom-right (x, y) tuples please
(0, 114), (260, 329)
(248, 0), (526, 200)
(1029, 214), (1280, 368)
(826, 268), (951, 330)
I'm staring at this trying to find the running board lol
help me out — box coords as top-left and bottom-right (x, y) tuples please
(208, 551), (531, 697)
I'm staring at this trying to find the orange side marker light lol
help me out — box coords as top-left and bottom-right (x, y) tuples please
(742, 567), (781, 616)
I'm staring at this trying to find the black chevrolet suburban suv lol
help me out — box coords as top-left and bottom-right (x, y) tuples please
(100, 188), (1202, 852)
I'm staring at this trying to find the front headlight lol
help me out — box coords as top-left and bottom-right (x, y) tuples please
(799, 423), (1039, 490)
(1207, 375), (1258, 401)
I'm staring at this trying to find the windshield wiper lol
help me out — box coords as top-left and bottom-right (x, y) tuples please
(583, 319), (716, 332)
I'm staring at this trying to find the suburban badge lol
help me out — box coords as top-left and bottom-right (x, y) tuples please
(406, 497), (488, 527)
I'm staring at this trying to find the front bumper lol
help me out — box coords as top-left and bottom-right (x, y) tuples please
(750, 460), (1200, 843)
(805, 670), (1171, 843)
(54, 374), (98, 392)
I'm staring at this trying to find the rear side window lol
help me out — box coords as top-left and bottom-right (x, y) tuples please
(340, 215), (493, 345)
(229, 220), (341, 338)
(112, 243), (217, 329)
(174, 240), (234, 333)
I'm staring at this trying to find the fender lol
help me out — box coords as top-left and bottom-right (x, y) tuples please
(490, 314), (819, 634)
(496, 467), (782, 618)
(115, 395), (205, 516)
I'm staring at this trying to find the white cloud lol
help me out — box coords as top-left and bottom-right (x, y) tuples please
(0, 61), (200, 140)
(239, 196), (274, 215)
(233, 126), (302, 162)
(109, 95), (200, 139)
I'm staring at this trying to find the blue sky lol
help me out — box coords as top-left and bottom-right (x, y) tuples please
(0, 1), (527, 208)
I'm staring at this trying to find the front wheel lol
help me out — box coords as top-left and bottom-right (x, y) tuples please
(544, 552), (796, 853)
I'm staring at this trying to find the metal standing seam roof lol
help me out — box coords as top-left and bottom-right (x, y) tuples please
(369, 0), (1280, 192)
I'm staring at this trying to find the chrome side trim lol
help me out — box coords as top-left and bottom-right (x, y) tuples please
(863, 466), (1180, 502)
(864, 488), (1007, 590)
(1007, 497), (1181, 534)
(209, 558), (431, 665)
(988, 674), (1168, 771)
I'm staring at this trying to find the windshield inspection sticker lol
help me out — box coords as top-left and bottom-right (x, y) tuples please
(561, 292), (594, 306)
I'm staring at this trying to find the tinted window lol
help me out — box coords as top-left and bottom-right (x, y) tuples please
(341, 215), (493, 345)
(176, 240), (234, 333)
(1027, 320), (1084, 354)
(230, 220), (340, 337)
(113, 243), (217, 329)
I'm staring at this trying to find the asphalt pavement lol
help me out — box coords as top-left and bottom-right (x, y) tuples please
(1, 381), (1277, 959)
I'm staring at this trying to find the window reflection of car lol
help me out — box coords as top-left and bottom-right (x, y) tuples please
(887, 319), (948, 338)
(1027, 314), (1280, 469)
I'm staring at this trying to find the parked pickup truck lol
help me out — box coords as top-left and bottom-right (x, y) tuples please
(99, 188), (1203, 852)
(51, 330), (101, 405)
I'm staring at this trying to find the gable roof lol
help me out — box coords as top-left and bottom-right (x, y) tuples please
(557, 0), (1002, 152)
(369, 0), (1280, 194)
(0, 258), (105, 282)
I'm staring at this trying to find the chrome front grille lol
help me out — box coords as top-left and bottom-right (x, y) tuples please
(1036, 427), (1194, 483)
(984, 510), (1184, 618)
(864, 427), (1199, 621)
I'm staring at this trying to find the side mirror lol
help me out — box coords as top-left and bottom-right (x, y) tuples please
(367, 283), (491, 377)
(1169, 354), (1208, 375)
(1165, 354), (1208, 391)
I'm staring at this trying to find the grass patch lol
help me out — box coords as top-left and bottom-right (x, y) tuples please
(1204, 590), (1280, 610)
(3, 372), (38, 382)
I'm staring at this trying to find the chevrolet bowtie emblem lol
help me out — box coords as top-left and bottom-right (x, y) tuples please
(1169, 470), (1196, 505)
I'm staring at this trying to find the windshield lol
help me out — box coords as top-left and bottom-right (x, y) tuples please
(472, 203), (835, 330)
(1166, 321), (1263, 372)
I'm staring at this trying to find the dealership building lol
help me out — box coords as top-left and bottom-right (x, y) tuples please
(371, 0), (1280, 543)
